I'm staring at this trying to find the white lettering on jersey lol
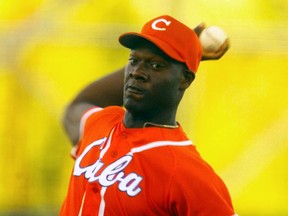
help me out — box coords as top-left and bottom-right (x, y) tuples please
(73, 136), (192, 198)
(73, 139), (143, 197)
(151, 18), (171, 31)
(73, 138), (106, 179)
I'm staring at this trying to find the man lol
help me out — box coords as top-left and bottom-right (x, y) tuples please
(60, 15), (236, 216)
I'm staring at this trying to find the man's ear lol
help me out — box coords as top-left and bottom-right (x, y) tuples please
(179, 70), (195, 90)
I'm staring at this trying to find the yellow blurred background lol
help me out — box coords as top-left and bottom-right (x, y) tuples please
(0, 0), (287, 215)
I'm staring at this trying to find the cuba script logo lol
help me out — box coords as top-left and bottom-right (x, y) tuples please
(73, 138), (143, 197)
(151, 18), (171, 31)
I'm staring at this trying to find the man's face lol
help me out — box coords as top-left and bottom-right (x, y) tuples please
(123, 42), (186, 117)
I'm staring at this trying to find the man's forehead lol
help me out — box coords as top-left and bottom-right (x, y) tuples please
(130, 40), (175, 62)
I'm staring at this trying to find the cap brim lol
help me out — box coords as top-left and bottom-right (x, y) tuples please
(119, 33), (184, 63)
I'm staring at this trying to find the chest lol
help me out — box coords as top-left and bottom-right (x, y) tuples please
(73, 135), (177, 215)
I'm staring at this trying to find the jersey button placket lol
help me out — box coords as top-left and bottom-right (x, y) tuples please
(122, 132), (127, 139)
(111, 150), (118, 157)
(92, 186), (99, 193)
(89, 183), (99, 193)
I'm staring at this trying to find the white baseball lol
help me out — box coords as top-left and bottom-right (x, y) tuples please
(199, 26), (228, 52)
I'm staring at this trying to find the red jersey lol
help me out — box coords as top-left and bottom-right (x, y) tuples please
(60, 106), (236, 216)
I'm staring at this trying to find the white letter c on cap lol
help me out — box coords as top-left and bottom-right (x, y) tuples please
(151, 18), (171, 31)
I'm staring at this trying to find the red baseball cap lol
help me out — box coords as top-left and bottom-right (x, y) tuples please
(119, 15), (202, 73)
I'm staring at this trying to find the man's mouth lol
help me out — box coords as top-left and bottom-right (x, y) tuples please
(126, 85), (144, 95)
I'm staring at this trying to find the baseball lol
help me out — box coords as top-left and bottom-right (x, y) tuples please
(199, 26), (228, 52)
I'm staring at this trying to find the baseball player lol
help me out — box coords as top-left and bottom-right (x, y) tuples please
(60, 15), (236, 216)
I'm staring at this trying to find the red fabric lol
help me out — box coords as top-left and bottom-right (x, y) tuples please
(119, 15), (202, 73)
(60, 106), (235, 216)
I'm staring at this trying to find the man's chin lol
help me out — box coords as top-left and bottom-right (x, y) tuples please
(123, 100), (146, 115)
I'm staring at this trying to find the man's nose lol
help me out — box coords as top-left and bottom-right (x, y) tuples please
(129, 65), (149, 81)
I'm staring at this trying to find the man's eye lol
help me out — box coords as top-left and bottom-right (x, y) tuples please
(128, 58), (137, 65)
(151, 63), (163, 70)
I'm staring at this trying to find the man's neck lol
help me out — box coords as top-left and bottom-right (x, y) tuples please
(123, 111), (177, 128)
